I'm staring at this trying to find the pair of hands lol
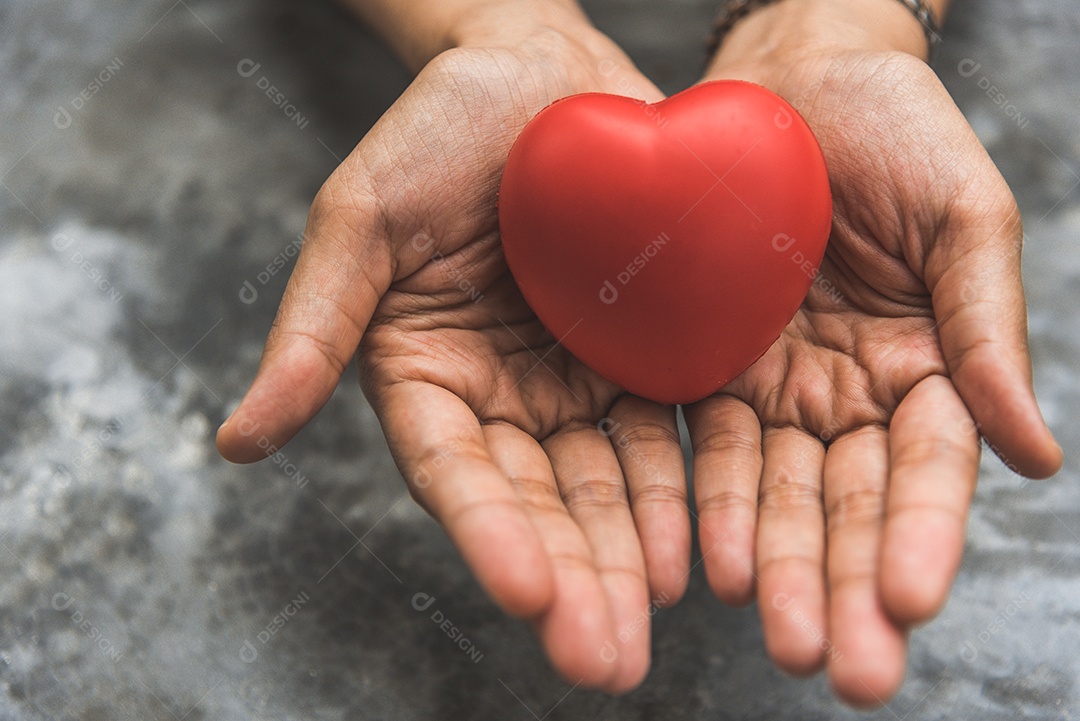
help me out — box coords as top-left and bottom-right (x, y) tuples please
(217, 0), (1061, 706)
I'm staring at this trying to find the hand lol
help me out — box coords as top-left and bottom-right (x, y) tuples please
(690, 3), (1062, 706)
(217, 4), (691, 693)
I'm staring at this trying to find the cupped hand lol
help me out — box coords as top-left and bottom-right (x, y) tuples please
(217, 14), (690, 693)
(688, 48), (1062, 705)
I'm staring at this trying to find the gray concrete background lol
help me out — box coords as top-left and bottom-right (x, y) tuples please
(1, 0), (1078, 719)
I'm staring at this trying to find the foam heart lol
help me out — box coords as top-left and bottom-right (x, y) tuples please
(498, 80), (831, 404)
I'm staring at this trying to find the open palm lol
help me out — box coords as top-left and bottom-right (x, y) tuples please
(359, 220), (682, 693)
(690, 49), (1062, 705)
(217, 30), (692, 693)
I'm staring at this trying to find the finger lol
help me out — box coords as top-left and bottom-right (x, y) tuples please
(217, 178), (393, 463)
(880, 374), (980, 625)
(823, 426), (906, 707)
(756, 426), (827, 675)
(683, 395), (762, 606)
(483, 422), (617, 690)
(217, 50), (505, 464)
(544, 424), (652, 694)
(928, 203), (1061, 478)
(605, 396), (690, 606)
(374, 381), (554, 620)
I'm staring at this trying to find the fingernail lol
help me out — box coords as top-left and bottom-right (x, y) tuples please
(219, 399), (244, 434)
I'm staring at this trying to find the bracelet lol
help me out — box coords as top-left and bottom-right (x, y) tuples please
(705, 0), (942, 63)
(895, 0), (942, 54)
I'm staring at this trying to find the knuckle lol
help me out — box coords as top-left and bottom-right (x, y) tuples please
(757, 551), (820, 578)
(869, 50), (939, 89)
(508, 475), (565, 514)
(270, 326), (349, 377)
(599, 564), (648, 587)
(306, 144), (389, 244)
(549, 551), (598, 575)
(759, 477), (822, 513)
(825, 486), (885, 529)
(615, 422), (680, 449)
(892, 437), (977, 474)
(441, 496), (519, 530)
(696, 489), (756, 517)
(629, 482), (687, 508)
(421, 47), (513, 96)
(406, 440), (487, 491)
(560, 477), (629, 511)
(827, 568), (877, 596)
(694, 429), (759, 458)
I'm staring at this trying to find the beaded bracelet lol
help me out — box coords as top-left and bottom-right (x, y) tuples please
(705, 0), (942, 62)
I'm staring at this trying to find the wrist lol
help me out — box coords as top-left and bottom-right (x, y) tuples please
(347, 0), (600, 73)
(706, 0), (943, 80)
(448, 1), (648, 96)
(448, 0), (593, 49)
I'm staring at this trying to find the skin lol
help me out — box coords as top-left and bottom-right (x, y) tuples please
(216, 0), (1063, 705)
(699, 0), (1061, 704)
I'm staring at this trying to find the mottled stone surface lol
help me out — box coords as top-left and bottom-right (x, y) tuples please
(0, 0), (1077, 719)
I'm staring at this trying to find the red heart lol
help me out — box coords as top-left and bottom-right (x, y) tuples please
(498, 80), (831, 404)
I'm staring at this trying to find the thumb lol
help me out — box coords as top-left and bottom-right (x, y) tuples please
(217, 183), (393, 463)
(928, 198), (1062, 479)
